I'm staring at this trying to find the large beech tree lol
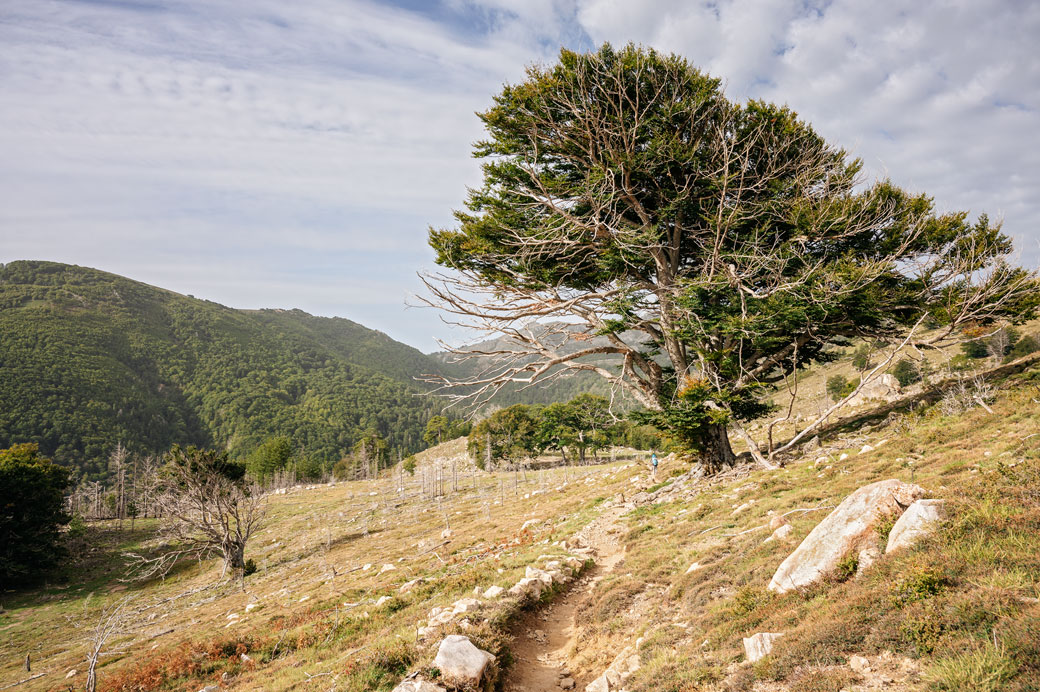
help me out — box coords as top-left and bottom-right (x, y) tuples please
(425, 44), (1038, 472)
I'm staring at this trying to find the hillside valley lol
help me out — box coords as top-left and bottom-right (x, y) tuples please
(0, 260), (447, 479)
(2, 358), (1038, 691)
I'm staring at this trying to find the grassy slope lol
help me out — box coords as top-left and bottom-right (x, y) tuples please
(3, 333), (1039, 691)
(0, 455), (644, 691)
(574, 365), (1040, 691)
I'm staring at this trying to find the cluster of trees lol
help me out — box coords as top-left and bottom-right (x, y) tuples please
(424, 44), (1038, 471)
(423, 415), (472, 446)
(467, 394), (666, 470)
(1, 440), (268, 589)
(0, 261), (443, 482)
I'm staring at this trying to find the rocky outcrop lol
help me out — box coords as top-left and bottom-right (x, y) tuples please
(848, 373), (902, 405)
(768, 479), (925, 593)
(432, 635), (495, 690)
(885, 499), (944, 553)
(743, 632), (785, 663)
(584, 639), (642, 692)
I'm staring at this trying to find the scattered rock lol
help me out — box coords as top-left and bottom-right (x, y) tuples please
(743, 632), (785, 663)
(198, 686), (219, 692)
(379, 563), (397, 574)
(432, 635), (495, 690)
(764, 524), (794, 544)
(392, 680), (447, 692)
(521, 518), (541, 531)
(685, 562), (701, 574)
(375, 595), (392, 607)
(244, 602), (259, 612)
(768, 514), (787, 530)
(859, 444), (875, 455)
(400, 578), (424, 593)
(452, 597), (481, 615)
(585, 641), (641, 692)
(768, 479), (925, 593)
(65, 670), (78, 679)
(441, 528), (453, 539)
(849, 654), (871, 674)
(886, 499), (945, 554)
(483, 585), (505, 599)
(560, 677), (576, 689)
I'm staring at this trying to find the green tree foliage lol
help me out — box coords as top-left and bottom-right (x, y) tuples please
(402, 455), (417, 476)
(0, 261), (442, 481)
(423, 415), (472, 446)
(248, 436), (293, 482)
(538, 394), (620, 463)
(891, 359), (923, 387)
(427, 43), (1038, 470)
(467, 405), (541, 470)
(0, 443), (71, 588)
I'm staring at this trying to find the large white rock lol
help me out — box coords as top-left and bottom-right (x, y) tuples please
(886, 499), (944, 554)
(849, 373), (902, 405)
(508, 577), (545, 599)
(392, 680), (447, 692)
(768, 479), (925, 593)
(743, 632), (785, 663)
(432, 635), (495, 689)
(452, 597), (481, 615)
(483, 585), (505, 599)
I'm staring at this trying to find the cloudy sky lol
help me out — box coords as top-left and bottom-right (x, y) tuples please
(2, 0), (1037, 351)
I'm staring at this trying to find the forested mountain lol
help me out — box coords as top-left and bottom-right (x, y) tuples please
(0, 261), (445, 480)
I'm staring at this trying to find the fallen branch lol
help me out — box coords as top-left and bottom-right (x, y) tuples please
(0, 673), (46, 690)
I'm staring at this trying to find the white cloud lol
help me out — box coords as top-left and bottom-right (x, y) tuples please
(1, 0), (1037, 349)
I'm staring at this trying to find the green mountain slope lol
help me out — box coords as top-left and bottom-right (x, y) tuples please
(0, 261), (442, 480)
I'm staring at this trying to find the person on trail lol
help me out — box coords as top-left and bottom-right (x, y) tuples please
(651, 451), (659, 481)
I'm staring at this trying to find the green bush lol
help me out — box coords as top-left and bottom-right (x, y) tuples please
(891, 359), (922, 387)
(1006, 333), (1039, 361)
(851, 344), (874, 370)
(961, 339), (989, 359)
(826, 375), (859, 402)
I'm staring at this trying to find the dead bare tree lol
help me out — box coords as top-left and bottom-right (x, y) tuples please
(123, 446), (265, 583)
(82, 595), (135, 692)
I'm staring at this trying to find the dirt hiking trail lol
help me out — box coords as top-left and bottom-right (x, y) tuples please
(504, 503), (629, 692)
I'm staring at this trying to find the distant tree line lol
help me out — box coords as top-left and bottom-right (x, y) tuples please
(467, 394), (668, 470)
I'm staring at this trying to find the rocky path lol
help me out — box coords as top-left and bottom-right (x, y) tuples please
(503, 504), (629, 692)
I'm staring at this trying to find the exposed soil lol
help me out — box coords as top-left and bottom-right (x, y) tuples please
(503, 504), (629, 692)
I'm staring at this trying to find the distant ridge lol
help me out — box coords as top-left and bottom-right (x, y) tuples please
(0, 260), (444, 480)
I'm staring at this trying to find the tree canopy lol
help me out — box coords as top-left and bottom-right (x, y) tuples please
(0, 443), (71, 588)
(426, 43), (1038, 471)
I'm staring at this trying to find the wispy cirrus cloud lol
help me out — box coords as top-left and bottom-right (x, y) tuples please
(1, 0), (1037, 349)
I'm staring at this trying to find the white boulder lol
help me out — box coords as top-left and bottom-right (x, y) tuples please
(743, 632), (785, 663)
(392, 680), (447, 692)
(483, 585), (505, 599)
(432, 635), (495, 690)
(885, 499), (944, 554)
(768, 479), (925, 593)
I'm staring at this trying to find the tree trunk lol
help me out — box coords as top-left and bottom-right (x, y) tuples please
(702, 423), (736, 474)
